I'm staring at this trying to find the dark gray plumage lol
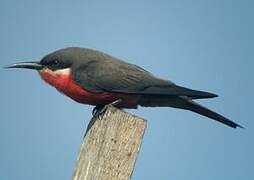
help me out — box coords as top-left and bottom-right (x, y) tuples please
(42, 47), (243, 128)
(6, 47), (243, 128)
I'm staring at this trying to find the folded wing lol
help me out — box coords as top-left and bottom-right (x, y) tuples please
(73, 60), (217, 99)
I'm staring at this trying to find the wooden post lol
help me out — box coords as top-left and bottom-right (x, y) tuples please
(72, 106), (147, 180)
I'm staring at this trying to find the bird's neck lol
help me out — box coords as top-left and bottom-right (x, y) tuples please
(39, 68), (72, 90)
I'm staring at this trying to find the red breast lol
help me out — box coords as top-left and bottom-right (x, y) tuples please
(38, 68), (138, 108)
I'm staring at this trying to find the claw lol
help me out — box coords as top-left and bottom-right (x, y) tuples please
(92, 99), (123, 117)
(92, 105), (104, 116)
(110, 99), (122, 106)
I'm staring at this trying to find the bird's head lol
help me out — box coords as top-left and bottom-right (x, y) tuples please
(4, 47), (91, 87)
(4, 47), (87, 71)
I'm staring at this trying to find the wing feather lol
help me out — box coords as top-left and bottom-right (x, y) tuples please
(72, 59), (217, 99)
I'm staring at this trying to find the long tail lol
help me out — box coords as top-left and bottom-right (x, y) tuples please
(139, 96), (243, 128)
(182, 99), (243, 128)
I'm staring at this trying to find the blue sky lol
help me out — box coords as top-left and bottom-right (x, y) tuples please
(0, 0), (253, 179)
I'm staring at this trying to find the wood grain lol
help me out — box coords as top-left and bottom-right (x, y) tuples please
(72, 106), (147, 180)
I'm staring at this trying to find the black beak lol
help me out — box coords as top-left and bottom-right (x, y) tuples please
(4, 61), (44, 70)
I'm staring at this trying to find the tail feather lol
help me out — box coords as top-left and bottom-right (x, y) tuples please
(139, 96), (243, 128)
(184, 100), (244, 128)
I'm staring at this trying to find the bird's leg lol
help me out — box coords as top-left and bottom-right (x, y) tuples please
(92, 105), (105, 116)
(92, 99), (123, 117)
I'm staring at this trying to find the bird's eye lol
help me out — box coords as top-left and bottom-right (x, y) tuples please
(53, 59), (59, 65)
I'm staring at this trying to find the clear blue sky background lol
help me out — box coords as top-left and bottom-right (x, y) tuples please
(0, 0), (253, 179)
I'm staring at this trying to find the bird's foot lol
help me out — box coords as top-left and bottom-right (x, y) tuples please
(92, 99), (123, 117)
(92, 105), (104, 116)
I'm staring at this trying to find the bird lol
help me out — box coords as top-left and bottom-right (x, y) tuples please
(5, 47), (243, 128)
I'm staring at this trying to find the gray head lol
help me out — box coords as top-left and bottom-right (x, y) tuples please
(4, 47), (111, 71)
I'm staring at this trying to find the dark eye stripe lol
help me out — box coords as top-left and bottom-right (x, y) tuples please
(40, 56), (71, 71)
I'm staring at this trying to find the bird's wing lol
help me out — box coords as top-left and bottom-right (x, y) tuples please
(72, 60), (217, 99)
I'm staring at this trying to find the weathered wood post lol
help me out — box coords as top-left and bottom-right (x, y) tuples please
(72, 106), (147, 180)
